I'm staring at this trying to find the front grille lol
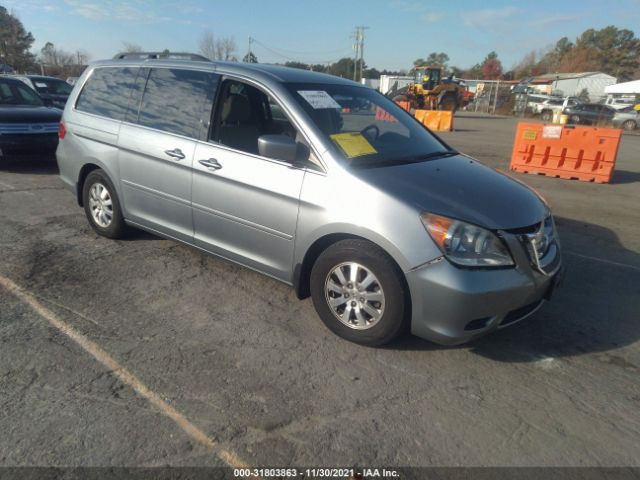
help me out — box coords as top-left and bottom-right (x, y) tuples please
(0, 123), (59, 135)
(504, 223), (539, 235)
(508, 217), (559, 275)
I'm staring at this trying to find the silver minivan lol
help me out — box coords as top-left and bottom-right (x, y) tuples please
(57, 53), (562, 346)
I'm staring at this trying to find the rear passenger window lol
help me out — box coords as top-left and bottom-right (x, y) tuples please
(137, 68), (218, 138)
(76, 67), (138, 120)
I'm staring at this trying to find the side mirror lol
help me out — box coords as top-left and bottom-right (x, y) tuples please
(258, 134), (309, 164)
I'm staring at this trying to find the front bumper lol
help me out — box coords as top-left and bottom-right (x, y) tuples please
(0, 133), (59, 158)
(406, 231), (562, 345)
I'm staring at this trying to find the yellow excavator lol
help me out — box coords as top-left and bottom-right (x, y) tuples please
(389, 66), (467, 112)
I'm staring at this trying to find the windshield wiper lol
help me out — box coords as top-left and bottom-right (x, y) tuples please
(351, 150), (458, 168)
(378, 150), (458, 166)
(415, 150), (459, 161)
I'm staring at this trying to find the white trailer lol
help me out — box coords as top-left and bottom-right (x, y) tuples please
(379, 75), (413, 96)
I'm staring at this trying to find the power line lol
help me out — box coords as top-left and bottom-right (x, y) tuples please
(251, 38), (350, 61)
(251, 38), (351, 65)
(249, 38), (350, 56)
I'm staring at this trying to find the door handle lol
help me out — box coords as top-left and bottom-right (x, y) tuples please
(198, 158), (222, 170)
(165, 148), (185, 160)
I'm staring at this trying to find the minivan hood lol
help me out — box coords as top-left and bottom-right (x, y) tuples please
(351, 155), (547, 230)
(0, 106), (62, 124)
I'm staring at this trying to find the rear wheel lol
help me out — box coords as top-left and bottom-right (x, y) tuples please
(310, 239), (407, 346)
(82, 169), (128, 239)
(622, 119), (637, 131)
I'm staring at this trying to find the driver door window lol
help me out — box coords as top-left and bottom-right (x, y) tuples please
(209, 80), (321, 167)
(211, 80), (298, 158)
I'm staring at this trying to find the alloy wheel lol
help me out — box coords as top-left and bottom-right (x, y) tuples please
(88, 182), (113, 228)
(324, 262), (385, 330)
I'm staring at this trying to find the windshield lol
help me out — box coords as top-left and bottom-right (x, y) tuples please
(0, 81), (44, 106)
(31, 78), (73, 95)
(285, 83), (453, 167)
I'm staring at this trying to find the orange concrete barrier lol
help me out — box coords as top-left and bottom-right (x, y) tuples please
(394, 100), (411, 112)
(509, 123), (621, 184)
(375, 106), (398, 123)
(414, 110), (454, 132)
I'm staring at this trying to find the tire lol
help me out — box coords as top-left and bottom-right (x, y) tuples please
(570, 115), (580, 124)
(439, 95), (458, 112)
(310, 239), (407, 346)
(622, 119), (637, 131)
(540, 110), (553, 122)
(82, 169), (128, 239)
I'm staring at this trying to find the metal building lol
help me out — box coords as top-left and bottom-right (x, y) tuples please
(529, 72), (617, 101)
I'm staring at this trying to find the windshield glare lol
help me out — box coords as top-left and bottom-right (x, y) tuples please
(286, 83), (452, 167)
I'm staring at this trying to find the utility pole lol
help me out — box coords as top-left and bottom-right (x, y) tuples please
(351, 27), (359, 80)
(351, 26), (369, 82)
(246, 36), (254, 62)
(358, 26), (368, 82)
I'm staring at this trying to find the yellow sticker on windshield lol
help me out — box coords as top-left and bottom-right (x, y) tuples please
(330, 132), (377, 158)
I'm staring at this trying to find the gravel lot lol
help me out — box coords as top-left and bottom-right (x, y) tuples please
(1, 112), (639, 469)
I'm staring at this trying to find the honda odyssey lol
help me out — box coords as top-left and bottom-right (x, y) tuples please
(57, 53), (562, 346)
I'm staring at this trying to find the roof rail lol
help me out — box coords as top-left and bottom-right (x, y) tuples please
(113, 52), (211, 62)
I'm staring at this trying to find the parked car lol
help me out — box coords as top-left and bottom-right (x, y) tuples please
(0, 77), (61, 162)
(604, 95), (636, 111)
(57, 54), (562, 346)
(564, 103), (616, 125)
(12, 75), (73, 109)
(538, 97), (581, 122)
(612, 106), (639, 130)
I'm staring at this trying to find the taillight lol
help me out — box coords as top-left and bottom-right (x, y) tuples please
(58, 122), (66, 139)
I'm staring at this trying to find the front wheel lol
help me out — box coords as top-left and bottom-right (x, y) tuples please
(622, 119), (637, 131)
(439, 95), (458, 112)
(540, 110), (553, 122)
(310, 239), (408, 346)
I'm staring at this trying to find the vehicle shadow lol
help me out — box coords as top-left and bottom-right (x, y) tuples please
(119, 229), (163, 242)
(0, 157), (58, 175)
(611, 170), (640, 185)
(387, 216), (640, 362)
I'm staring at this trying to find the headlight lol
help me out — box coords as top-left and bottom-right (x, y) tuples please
(421, 213), (514, 267)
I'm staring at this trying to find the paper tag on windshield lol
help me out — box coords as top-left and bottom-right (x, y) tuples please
(330, 132), (377, 158)
(298, 90), (341, 109)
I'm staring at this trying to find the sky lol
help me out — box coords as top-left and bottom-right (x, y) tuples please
(5, 0), (640, 72)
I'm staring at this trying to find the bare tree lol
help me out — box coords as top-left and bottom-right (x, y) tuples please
(198, 30), (216, 60)
(122, 41), (143, 53)
(216, 36), (237, 61)
(75, 49), (90, 65)
(39, 41), (85, 76)
(198, 30), (237, 61)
